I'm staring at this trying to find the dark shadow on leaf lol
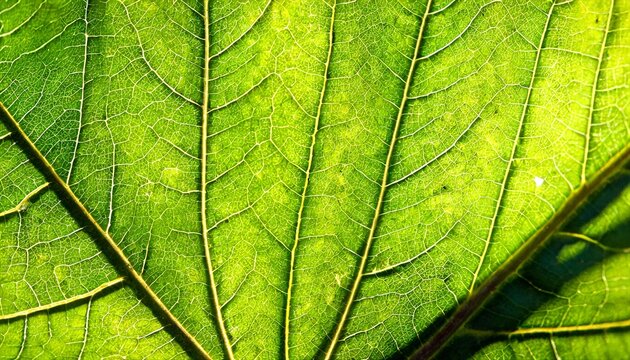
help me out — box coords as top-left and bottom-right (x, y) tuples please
(396, 171), (630, 359)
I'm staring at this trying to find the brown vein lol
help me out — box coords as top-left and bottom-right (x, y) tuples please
(412, 143), (630, 359)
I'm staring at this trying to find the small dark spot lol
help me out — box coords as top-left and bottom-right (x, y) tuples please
(595, 16), (600, 24)
(494, 109), (498, 114)
(442, 185), (448, 191)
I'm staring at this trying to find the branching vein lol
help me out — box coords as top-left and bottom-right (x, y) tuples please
(0, 277), (124, 321)
(200, 0), (234, 358)
(470, 0), (556, 294)
(582, 0), (614, 184)
(283, 1), (336, 358)
(323, 1), (433, 358)
(0, 103), (211, 360)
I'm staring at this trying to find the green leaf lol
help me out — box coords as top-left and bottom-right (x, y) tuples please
(441, 170), (630, 359)
(0, 0), (628, 359)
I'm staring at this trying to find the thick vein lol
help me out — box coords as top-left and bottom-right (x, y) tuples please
(66, 0), (90, 183)
(323, 2), (433, 358)
(413, 143), (630, 359)
(283, 2), (336, 358)
(469, 1), (556, 294)
(0, 103), (211, 360)
(0, 277), (124, 321)
(582, 0), (614, 183)
(201, 1), (235, 359)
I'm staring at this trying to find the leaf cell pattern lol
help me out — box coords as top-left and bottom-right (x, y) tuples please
(0, 0), (628, 359)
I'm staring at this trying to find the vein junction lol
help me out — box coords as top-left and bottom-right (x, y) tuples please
(323, 1), (434, 358)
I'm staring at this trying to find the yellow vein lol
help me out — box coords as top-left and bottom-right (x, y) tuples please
(469, 1), (556, 294)
(208, 0), (273, 61)
(78, 296), (92, 359)
(0, 1), (45, 38)
(0, 277), (124, 321)
(323, 1), (433, 358)
(200, 1), (234, 359)
(67, 0), (91, 184)
(463, 318), (630, 337)
(557, 231), (630, 253)
(412, 143), (630, 359)
(17, 318), (26, 358)
(0, 182), (49, 218)
(284, 2), (336, 358)
(0, 103), (211, 360)
(582, 0), (614, 184)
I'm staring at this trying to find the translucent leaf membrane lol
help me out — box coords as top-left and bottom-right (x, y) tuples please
(0, 0), (628, 358)
(0, 121), (184, 358)
(442, 170), (630, 358)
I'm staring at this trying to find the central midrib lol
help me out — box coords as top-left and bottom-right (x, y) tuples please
(323, 1), (434, 358)
(200, 0), (235, 359)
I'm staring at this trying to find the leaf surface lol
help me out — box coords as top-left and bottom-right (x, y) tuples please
(0, 0), (628, 359)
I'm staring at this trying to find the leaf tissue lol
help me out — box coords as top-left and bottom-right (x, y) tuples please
(0, 0), (628, 359)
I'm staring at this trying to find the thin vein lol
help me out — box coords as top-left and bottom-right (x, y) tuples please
(17, 317), (27, 358)
(0, 182), (49, 218)
(364, 221), (457, 277)
(464, 317), (630, 337)
(0, 277), (124, 321)
(283, 2), (336, 358)
(0, 1), (45, 38)
(78, 297), (91, 360)
(201, 0), (235, 358)
(67, 0), (90, 184)
(323, 2), (433, 358)
(582, 0), (614, 184)
(413, 143), (630, 359)
(120, 1), (201, 108)
(469, 1), (556, 294)
(418, 0), (501, 61)
(557, 231), (630, 253)
(208, 0), (272, 61)
(0, 103), (211, 360)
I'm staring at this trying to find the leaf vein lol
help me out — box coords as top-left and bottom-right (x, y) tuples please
(323, 2), (434, 358)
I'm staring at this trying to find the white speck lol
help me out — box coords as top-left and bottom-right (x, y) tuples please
(534, 176), (544, 187)
(335, 274), (342, 286)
